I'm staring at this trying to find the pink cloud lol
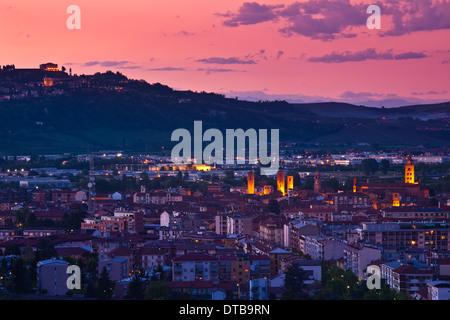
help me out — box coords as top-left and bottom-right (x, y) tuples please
(383, 0), (450, 36)
(195, 57), (257, 64)
(218, 2), (284, 27)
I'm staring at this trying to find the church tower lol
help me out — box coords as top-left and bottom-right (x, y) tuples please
(277, 171), (285, 195)
(247, 171), (255, 195)
(287, 175), (294, 191)
(404, 155), (415, 184)
(314, 170), (321, 194)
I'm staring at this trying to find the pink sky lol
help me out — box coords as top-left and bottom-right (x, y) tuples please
(1, 0), (449, 106)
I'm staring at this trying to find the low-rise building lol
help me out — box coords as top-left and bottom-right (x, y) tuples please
(37, 258), (70, 296)
(172, 253), (219, 283)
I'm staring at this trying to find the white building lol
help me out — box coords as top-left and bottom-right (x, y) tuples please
(303, 236), (346, 260)
(344, 243), (381, 280)
(249, 277), (268, 300)
(427, 281), (450, 300)
(37, 258), (70, 296)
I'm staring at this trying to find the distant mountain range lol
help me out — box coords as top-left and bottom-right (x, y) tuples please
(0, 70), (449, 154)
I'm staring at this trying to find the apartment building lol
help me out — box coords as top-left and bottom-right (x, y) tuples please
(36, 258), (70, 296)
(172, 253), (219, 282)
(344, 242), (381, 280)
(303, 235), (346, 261)
(358, 222), (450, 251)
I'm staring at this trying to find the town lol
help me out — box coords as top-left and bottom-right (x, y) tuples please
(0, 145), (449, 300)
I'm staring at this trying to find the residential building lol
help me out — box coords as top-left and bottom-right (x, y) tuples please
(344, 243), (381, 280)
(358, 222), (450, 251)
(36, 258), (70, 296)
(303, 236), (346, 261)
(172, 253), (219, 283)
(391, 264), (435, 296)
(98, 257), (129, 281)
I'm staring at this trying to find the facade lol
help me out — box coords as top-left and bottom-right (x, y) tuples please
(284, 221), (320, 251)
(140, 247), (166, 269)
(36, 258), (70, 296)
(303, 236), (346, 260)
(114, 211), (144, 233)
(358, 222), (450, 251)
(427, 281), (450, 300)
(391, 264), (435, 296)
(381, 208), (448, 220)
(259, 218), (285, 245)
(98, 257), (129, 281)
(215, 214), (228, 235)
(226, 214), (253, 235)
(249, 277), (268, 300)
(344, 243), (381, 280)
(172, 253), (219, 283)
(81, 210), (144, 234)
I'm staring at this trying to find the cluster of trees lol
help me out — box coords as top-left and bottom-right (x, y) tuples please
(0, 238), (62, 295)
(74, 171), (207, 194)
(359, 159), (391, 176)
(80, 265), (182, 300)
(427, 175), (450, 194)
(278, 261), (410, 300)
(5, 207), (85, 232)
(314, 261), (409, 300)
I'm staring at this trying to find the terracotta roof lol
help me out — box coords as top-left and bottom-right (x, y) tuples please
(109, 246), (133, 256)
(56, 247), (90, 257)
(393, 265), (435, 275)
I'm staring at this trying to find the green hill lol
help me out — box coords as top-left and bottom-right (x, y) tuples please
(0, 71), (449, 154)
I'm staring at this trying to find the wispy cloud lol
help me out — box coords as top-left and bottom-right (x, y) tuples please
(197, 68), (245, 74)
(195, 56), (257, 64)
(147, 67), (186, 71)
(83, 61), (131, 67)
(276, 50), (284, 59)
(176, 30), (195, 36)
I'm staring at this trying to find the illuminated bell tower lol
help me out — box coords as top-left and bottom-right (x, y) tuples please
(247, 171), (255, 195)
(287, 175), (294, 191)
(393, 193), (400, 207)
(404, 155), (415, 184)
(277, 171), (285, 195)
(314, 170), (321, 194)
(353, 176), (357, 193)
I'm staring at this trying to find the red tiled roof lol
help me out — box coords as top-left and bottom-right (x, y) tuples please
(109, 246), (133, 256)
(393, 265), (435, 275)
(56, 247), (90, 257)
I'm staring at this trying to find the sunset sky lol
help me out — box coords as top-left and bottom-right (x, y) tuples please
(1, 0), (449, 106)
